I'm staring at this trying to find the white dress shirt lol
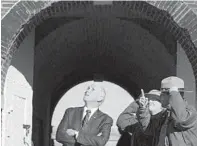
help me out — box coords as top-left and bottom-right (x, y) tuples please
(83, 106), (98, 120)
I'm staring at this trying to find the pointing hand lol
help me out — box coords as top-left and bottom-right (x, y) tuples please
(139, 89), (148, 108)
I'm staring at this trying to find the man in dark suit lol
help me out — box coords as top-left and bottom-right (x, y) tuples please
(56, 83), (113, 146)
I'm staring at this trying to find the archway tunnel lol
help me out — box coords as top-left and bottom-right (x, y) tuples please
(32, 10), (176, 146)
(1, 1), (197, 146)
(51, 81), (137, 146)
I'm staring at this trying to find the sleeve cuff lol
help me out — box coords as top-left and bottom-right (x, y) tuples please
(75, 131), (79, 138)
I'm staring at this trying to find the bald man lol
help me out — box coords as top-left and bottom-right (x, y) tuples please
(56, 83), (113, 146)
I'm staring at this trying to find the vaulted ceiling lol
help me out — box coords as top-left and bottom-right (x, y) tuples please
(33, 15), (176, 114)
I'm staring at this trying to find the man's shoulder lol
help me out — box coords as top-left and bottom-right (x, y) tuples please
(99, 110), (113, 123)
(129, 101), (139, 108)
(186, 104), (196, 111)
(186, 105), (197, 119)
(64, 106), (83, 113)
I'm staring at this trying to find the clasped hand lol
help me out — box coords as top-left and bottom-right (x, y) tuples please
(66, 129), (78, 137)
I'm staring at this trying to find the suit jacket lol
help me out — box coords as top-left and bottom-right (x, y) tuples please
(56, 107), (113, 146)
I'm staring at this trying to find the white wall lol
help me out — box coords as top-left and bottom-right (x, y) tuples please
(2, 30), (35, 146)
(177, 43), (196, 108)
(52, 81), (134, 146)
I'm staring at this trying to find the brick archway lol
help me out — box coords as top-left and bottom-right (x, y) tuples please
(1, 1), (197, 97)
(1, 1), (197, 146)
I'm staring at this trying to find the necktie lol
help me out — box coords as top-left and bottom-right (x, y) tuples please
(82, 110), (91, 127)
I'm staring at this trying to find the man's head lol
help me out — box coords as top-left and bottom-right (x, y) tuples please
(160, 76), (185, 107)
(83, 83), (106, 108)
(145, 90), (163, 115)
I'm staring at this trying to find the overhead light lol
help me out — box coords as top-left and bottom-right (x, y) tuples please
(93, 1), (113, 5)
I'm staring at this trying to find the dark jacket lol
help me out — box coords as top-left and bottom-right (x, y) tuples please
(56, 107), (113, 146)
(137, 91), (197, 146)
(117, 101), (153, 146)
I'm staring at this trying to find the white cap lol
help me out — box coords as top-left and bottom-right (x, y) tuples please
(161, 76), (184, 89)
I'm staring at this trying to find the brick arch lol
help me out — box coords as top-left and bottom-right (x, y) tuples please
(34, 16), (175, 92)
(1, 1), (197, 97)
